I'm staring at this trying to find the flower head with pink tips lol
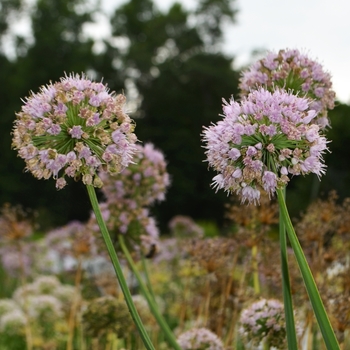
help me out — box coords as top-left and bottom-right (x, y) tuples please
(202, 88), (328, 204)
(239, 298), (287, 348)
(12, 73), (137, 189)
(239, 48), (336, 129)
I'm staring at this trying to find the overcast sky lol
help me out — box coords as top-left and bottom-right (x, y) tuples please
(148, 0), (350, 103)
(222, 0), (350, 104)
(89, 0), (350, 104)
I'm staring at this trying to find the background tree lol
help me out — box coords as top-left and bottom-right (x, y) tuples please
(0, 0), (102, 227)
(100, 0), (240, 229)
(0, 0), (349, 232)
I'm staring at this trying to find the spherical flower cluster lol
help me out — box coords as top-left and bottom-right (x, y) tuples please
(202, 88), (328, 204)
(176, 327), (224, 350)
(82, 296), (133, 338)
(0, 300), (26, 337)
(88, 200), (159, 254)
(12, 73), (138, 189)
(0, 244), (32, 276)
(0, 203), (34, 244)
(0, 299), (20, 317)
(44, 220), (97, 259)
(13, 275), (79, 321)
(99, 143), (170, 206)
(0, 309), (27, 335)
(26, 295), (64, 321)
(239, 48), (336, 128)
(89, 143), (169, 254)
(168, 215), (204, 238)
(30, 275), (61, 294)
(239, 298), (286, 349)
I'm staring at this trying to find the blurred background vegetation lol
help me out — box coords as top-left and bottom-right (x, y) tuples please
(1, 0), (349, 232)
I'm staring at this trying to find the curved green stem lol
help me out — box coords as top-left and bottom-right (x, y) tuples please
(276, 188), (340, 350)
(263, 338), (270, 350)
(251, 244), (260, 294)
(119, 235), (182, 350)
(279, 188), (298, 349)
(141, 255), (157, 303)
(86, 185), (155, 350)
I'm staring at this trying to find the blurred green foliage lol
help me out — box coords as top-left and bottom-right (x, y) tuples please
(0, 0), (349, 231)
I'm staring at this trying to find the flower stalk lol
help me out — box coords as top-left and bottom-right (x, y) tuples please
(141, 254), (157, 303)
(251, 244), (260, 294)
(86, 184), (155, 350)
(278, 188), (298, 349)
(118, 235), (182, 350)
(276, 187), (340, 350)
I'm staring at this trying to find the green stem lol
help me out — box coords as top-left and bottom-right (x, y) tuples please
(86, 185), (155, 350)
(119, 235), (182, 350)
(279, 188), (298, 349)
(141, 255), (157, 303)
(263, 337), (270, 350)
(276, 188), (340, 350)
(251, 244), (260, 294)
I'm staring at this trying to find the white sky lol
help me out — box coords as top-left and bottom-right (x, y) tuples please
(99, 0), (350, 103)
(11, 0), (349, 103)
(222, 0), (350, 104)
(169, 0), (350, 104)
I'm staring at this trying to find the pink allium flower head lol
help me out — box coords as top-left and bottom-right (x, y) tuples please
(12, 73), (138, 189)
(239, 49), (336, 128)
(0, 309), (27, 335)
(88, 200), (160, 255)
(45, 220), (97, 259)
(11, 275), (77, 325)
(239, 298), (286, 349)
(0, 245), (32, 276)
(177, 327), (224, 350)
(202, 88), (329, 204)
(168, 215), (204, 238)
(99, 143), (170, 207)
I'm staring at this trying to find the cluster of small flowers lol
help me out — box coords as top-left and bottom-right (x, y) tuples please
(0, 204), (43, 276)
(89, 143), (170, 254)
(151, 238), (183, 263)
(34, 276), (77, 311)
(0, 300), (27, 335)
(0, 203), (34, 243)
(13, 276), (76, 317)
(176, 327), (224, 350)
(168, 215), (204, 238)
(99, 143), (170, 207)
(239, 298), (286, 349)
(30, 275), (64, 294)
(239, 49), (336, 128)
(0, 276), (76, 335)
(203, 88), (328, 204)
(12, 73), (138, 189)
(44, 220), (97, 259)
(82, 296), (133, 338)
(88, 200), (160, 254)
(0, 244), (33, 276)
